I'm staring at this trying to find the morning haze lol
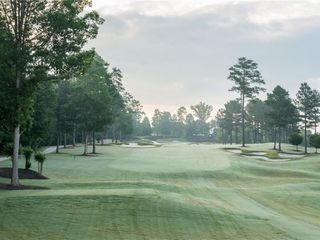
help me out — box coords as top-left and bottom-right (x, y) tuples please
(89, 0), (320, 117)
(1, 1), (320, 240)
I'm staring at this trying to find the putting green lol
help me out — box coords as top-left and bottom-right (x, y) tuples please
(1, 142), (320, 240)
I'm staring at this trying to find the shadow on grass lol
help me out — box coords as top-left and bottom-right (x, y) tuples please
(0, 168), (48, 179)
(0, 183), (49, 190)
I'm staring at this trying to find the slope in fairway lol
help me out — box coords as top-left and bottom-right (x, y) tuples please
(1, 142), (320, 240)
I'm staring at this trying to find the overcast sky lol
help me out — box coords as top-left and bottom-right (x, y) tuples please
(87, 0), (320, 119)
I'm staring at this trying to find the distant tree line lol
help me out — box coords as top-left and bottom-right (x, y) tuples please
(148, 102), (215, 141)
(215, 57), (320, 154)
(0, 53), (145, 155)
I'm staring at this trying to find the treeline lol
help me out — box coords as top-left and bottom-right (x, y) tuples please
(0, 54), (144, 155)
(149, 102), (215, 141)
(215, 57), (319, 153)
(0, 1), (106, 186)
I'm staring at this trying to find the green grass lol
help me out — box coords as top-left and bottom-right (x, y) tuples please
(1, 142), (320, 239)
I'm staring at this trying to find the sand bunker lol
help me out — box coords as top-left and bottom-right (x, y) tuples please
(226, 149), (304, 162)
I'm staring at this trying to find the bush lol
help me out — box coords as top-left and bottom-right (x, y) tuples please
(22, 147), (34, 170)
(309, 134), (320, 153)
(34, 152), (46, 174)
(289, 133), (303, 150)
(3, 143), (22, 157)
(2, 143), (14, 156)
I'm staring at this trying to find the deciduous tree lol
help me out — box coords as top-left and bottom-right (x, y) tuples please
(0, 0), (103, 186)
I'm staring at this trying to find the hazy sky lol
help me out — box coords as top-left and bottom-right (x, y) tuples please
(87, 0), (320, 118)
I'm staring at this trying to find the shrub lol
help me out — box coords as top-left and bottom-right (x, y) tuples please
(3, 143), (22, 158)
(34, 152), (46, 174)
(289, 133), (303, 151)
(22, 147), (34, 170)
(3, 143), (14, 157)
(309, 134), (320, 153)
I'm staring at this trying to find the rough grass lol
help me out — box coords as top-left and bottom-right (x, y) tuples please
(0, 142), (320, 239)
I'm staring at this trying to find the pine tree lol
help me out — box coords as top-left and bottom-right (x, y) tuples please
(228, 57), (265, 147)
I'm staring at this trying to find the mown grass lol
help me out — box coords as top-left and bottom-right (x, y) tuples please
(0, 142), (320, 239)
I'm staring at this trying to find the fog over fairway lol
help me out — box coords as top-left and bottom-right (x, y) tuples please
(87, 0), (320, 117)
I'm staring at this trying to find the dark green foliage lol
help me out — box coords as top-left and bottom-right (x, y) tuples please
(141, 117), (152, 136)
(34, 152), (46, 174)
(3, 143), (15, 157)
(0, 0), (104, 186)
(190, 102), (213, 123)
(22, 147), (34, 170)
(185, 114), (196, 138)
(266, 86), (298, 151)
(289, 133), (303, 151)
(150, 105), (214, 142)
(246, 99), (269, 143)
(34, 152), (46, 163)
(70, 54), (114, 154)
(309, 134), (320, 153)
(190, 102), (213, 137)
(228, 57), (265, 147)
(296, 83), (319, 153)
(152, 110), (174, 137)
(3, 143), (22, 157)
(216, 100), (242, 144)
(22, 82), (57, 148)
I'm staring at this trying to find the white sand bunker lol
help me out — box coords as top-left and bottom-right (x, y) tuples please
(121, 141), (162, 148)
(278, 153), (303, 158)
(244, 155), (289, 162)
(227, 149), (241, 154)
(226, 149), (304, 162)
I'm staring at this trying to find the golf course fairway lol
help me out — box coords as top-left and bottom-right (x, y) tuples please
(1, 142), (320, 240)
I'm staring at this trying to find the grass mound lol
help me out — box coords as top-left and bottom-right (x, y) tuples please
(137, 139), (155, 146)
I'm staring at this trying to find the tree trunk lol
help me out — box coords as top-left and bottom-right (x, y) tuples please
(112, 126), (116, 143)
(11, 29), (24, 187)
(254, 124), (257, 144)
(82, 131), (85, 144)
(56, 133), (60, 154)
(101, 138), (104, 146)
(273, 128), (277, 150)
(83, 131), (88, 155)
(72, 127), (76, 147)
(241, 93), (245, 147)
(11, 126), (20, 187)
(92, 131), (96, 154)
(88, 132), (92, 145)
(304, 116), (308, 154)
(235, 126), (238, 144)
(278, 128), (282, 152)
(64, 131), (67, 148)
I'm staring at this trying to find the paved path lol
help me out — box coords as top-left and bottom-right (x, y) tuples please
(0, 156), (9, 162)
(0, 145), (60, 163)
